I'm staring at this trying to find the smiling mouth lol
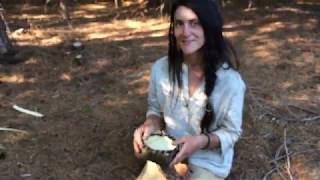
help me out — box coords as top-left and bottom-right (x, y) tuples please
(180, 40), (193, 45)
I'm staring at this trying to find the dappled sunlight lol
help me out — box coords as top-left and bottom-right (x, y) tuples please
(40, 35), (64, 46)
(77, 3), (109, 11)
(93, 58), (112, 68)
(257, 21), (286, 33)
(280, 81), (294, 89)
(274, 7), (312, 15)
(102, 97), (129, 108)
(223, 31), (242, 38)
(224, 20), (253, 28)
(1, 2), (319, 179)
(142, 41), (167, 48)
(251, 46), (273, 60)
(16, 90), (37, 99)
(12, 28), (65, 47)
(59, 73), (72, 81)
(11, 13), (58, 20)
(24, 58), (40, 65)
(303, 18), (319, 30)
(3, 132), (31, 144)
(0, 74), (35, 84)
(81, 19), (168, 41)
(288, 94), (312, 103)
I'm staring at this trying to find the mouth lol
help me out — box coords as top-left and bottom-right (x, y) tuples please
(180, 39), (194, 46)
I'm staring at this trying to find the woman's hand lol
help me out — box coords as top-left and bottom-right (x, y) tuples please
(133, 116), (163, 158)
(133, 123), (155, 158)
(169, 135), (207, 167)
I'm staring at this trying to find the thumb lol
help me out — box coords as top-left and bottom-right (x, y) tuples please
(173, 137), (186, 146)
(142, 127), (152, 140)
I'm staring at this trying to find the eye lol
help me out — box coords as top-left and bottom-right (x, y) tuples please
(174, 20), (183, 27)
(190, 20), (200, 27)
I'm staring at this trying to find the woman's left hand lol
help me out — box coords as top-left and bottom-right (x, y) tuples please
(170, 135), (207, 167)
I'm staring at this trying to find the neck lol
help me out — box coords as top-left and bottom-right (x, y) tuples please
(184, 52), (203, 70)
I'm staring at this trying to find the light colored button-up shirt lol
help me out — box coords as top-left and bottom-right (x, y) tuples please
(146, 56), (246, 178)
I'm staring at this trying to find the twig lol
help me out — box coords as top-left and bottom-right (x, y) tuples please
(270, 152), (294, 163)
(300, 115), (320, 122)
(287, 104), (318, 115)
(283, 114), (320, 122)
(283, 128), (294, 180)
(12, 104), (44, 118)
(273, 144), (288, 180)
(262, 167), (277, 180)
(0, 127), (28, 134)
(284, 103), (300, 120)
(247, 86), (280, 120)
(266, 148), (320, 179)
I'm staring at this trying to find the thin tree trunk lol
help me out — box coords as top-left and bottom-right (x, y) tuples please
(59, 0), (72, 28)
(114, 0), (122, 9)
(0, 4), (13, 55)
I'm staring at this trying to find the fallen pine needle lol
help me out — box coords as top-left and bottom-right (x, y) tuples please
(12, 104), (44, 118)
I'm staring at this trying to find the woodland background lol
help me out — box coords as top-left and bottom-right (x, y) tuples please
(0, 0), (319, 179)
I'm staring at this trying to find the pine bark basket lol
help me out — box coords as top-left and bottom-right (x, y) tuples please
(141, 133), (178, 168)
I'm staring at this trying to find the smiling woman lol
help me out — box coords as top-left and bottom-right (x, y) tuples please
(133, 0), (246, 179)
(174, 6), (205, 56)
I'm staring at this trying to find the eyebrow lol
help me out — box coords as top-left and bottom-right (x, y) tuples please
(174, 18), (199, 22)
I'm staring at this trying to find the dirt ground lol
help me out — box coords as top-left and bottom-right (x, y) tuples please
(0, 1), (319, 180)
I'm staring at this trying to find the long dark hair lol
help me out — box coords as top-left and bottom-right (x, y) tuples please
(168, 0), (239, 132)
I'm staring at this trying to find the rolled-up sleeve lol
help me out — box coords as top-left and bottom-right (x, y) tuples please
(213, 82), (246, 155)
(146, 64), (162, 118)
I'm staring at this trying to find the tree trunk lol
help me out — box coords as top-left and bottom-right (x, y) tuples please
(161, 0), (176, 15)
(114, 0), (122, 8)
(0, 4), (13, 55)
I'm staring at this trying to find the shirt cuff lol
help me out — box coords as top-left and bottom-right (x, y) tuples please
(212, 129), (231, 156)
(146, 110), (161, 118)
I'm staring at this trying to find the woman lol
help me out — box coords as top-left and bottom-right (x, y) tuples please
(133, 0), (246, 179)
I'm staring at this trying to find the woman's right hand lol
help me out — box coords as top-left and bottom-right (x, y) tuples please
(133, 121), (156, 158)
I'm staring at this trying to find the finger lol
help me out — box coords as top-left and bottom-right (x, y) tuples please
(170, 150), (185, 167)
(142, 126), (152, 140)
(173, 137), (186, 145)
(134, 128), (144, 152)
(133, 139), (141, 154)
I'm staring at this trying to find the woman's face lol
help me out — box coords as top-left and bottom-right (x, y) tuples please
(174, 6), (205, 56)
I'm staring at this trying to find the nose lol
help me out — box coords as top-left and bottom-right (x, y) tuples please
(182, 24), (191, 37)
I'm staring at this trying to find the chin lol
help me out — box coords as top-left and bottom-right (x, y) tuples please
(181, 49), (198, 55)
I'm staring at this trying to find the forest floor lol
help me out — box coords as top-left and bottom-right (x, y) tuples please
(0, 1), (319, 180)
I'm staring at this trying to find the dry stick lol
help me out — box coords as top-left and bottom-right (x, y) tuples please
(273, 144), (288, 180)
(300, 114), (320, 122)
(270, 152), (294, 163)
(284, 103), (300, 120)
(266, 148), (320, 180)
(283, 114), (320, 122)
(283, 128), (294, 180)
(247, 87), (280, 120)
(265, 140), (291, 180)
(0, 127), (28, 134)
(262, 166), (287, 180)
(287, 104), (318, 115)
